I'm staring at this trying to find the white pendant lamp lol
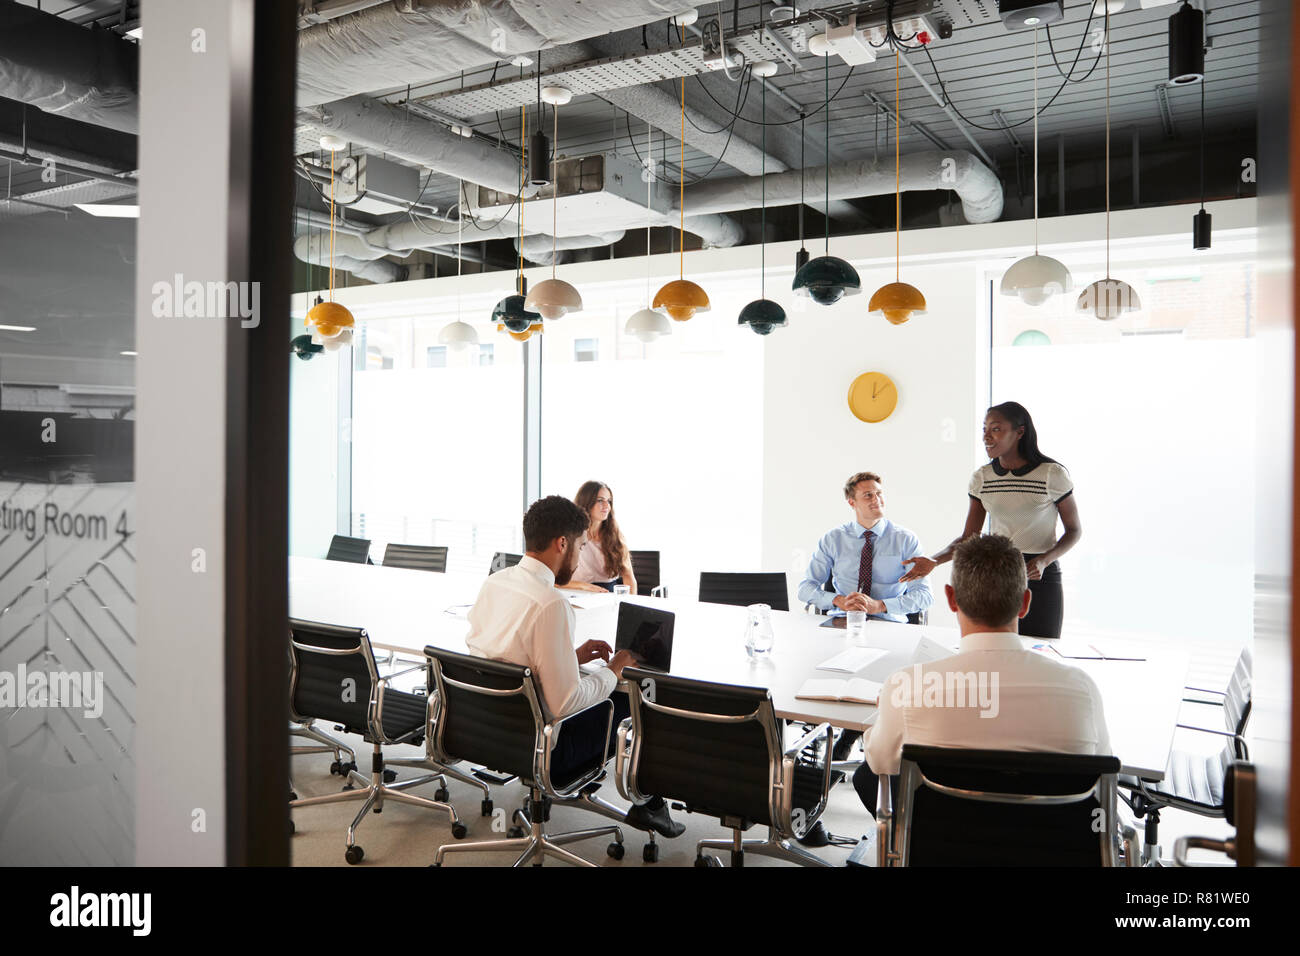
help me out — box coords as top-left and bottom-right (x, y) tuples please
(525, 86), (583, 320)
(1001, 28), (1072, 306)
(1077, 7), (1140, 320)
(438, 178), (480, 352)
(625, 119), (671, 343)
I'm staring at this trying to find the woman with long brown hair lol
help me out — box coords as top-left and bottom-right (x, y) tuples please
(563, 480), (637, 594)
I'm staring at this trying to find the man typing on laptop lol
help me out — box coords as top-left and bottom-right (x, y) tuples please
(466, 495), (684, 838)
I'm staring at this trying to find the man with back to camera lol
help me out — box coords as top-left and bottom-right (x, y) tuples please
(852, 533), (1112, 817)
(466, 495), (683, 837)
(797, 471), (934, 765)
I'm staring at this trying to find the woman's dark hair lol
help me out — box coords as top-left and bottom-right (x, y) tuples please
(987, 401), (1058, 467)
(574, 480), (627, 580)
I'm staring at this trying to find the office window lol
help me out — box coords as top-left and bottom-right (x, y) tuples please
(426, 345), (447, 368)
(990, 235), (1257, 646)
(349, 299), (524, 573)
(478, 343), (494, 366)
(574, 337), (600, 363)
(540, 280), (764, 597)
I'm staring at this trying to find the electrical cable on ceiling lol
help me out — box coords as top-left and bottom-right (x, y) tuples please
(1045, 3), (1101, 83)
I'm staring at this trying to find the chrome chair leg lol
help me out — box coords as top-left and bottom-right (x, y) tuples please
(547, 824), (622, 847)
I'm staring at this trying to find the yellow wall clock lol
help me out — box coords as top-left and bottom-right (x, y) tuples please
(847, 372), (898, 423)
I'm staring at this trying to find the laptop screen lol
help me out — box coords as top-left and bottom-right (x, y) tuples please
(615, 603), (675, 672)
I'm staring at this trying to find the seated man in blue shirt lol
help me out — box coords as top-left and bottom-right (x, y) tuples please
(797, 471), (933, 764)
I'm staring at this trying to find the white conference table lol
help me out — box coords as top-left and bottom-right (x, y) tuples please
(288, 556), (1188, 781)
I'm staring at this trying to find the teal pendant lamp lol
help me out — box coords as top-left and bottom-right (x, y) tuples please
(739, 62), (787, 336)
(792, 52), (859, 305)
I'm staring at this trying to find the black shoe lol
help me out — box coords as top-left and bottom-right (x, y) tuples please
(832, 732), (861, 763)
(797, 820), (831, 847)
(625, 801), (685, 838)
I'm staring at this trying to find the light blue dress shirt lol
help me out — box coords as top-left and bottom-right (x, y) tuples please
(797, 518), (933, 622)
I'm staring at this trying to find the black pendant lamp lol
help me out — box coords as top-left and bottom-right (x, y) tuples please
(739, 62), (787, 336)
(792, 53), (860, 305)
(494, 98), (541, 341)
(1192, 31), (1211, 249)
(1168, 1), (1205, 86)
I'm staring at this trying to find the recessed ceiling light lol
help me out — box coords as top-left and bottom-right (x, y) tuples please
(0, 324), (36, 332)
(74, 203), (140, 218)
(769, 5), (798, 23)
(509, 54), (533, 67)
(120, 350), (138, 356)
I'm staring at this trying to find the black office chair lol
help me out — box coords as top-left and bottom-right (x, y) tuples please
(326, 534), (372, 564)
(1172, 761), (1257, 867)
(879, 745), (1138, 866)
(382, 543), (449, 573)
(424, 646), (627, 867)
(616, 666), (833, 867)
(287, 619), (462, 864)
(489, 551), (523, 574)
(1120, 645), (1252, 863)
(629, 550), (667, 597)
(698, 571), (789, 612)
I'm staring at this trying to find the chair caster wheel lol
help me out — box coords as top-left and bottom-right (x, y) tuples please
(341, 783), (356, 791)
(341, 761), (358, 775)
(643, 843), (659, 863)
(383, 769), (397, 783)
(434, 787), (449, 803)
(481, 799), (493, 817)
(452, 822), (468, 840)
(508, 826), (525, 839)
(607, 842), (625, 860)
(695, 855), (722, 868)
(345, 845), (364, 865)
(329, 761), (341, 776)
(289, 819), (295, 835)
(288, 791), (297, 802)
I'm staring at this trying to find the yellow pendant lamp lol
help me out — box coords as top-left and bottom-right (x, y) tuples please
(525, 86), (583, 320)
(868, 50), (926, 325)
(653, 44), (709, 322)
(1076, 7), (1140, 320)
(305, 136), (356, 346)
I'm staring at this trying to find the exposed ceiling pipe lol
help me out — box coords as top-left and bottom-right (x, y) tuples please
(296, 0), (699, 106)
(297, 0), (394, 28)
(679, 150), (1005, 225)
(0, 1), (139, 134)
(300, 93), (745, 253)
(516, 231), (625, 266)
(301, 95), (522, 194)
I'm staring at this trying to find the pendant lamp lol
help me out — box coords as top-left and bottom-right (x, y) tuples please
(305, 139), (356, 348)
(1077, 7), (1140, 320)
(625, 120), (671, 343)
(867, 50), (926, 325)
(438, 179), (480, 352)
(495, 99), (543, 339)
(653, 33), (710, 323)
(792, 53), (859, 305)
(1192, 71), (1211, 250)
(525, 86), (583, 319)
(1001, 28), (1072, 306)
(739, 62), (787, 336)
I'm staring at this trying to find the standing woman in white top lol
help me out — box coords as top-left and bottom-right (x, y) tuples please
(901, 402), (1081, 639)
(561, 480), (638, 594)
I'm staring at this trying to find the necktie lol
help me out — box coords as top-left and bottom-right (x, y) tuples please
(858, 530), (874, 596)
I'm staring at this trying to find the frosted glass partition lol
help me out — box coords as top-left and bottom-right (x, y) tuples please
(990, 233), (1257, 645)
(0, 214), (136, 864)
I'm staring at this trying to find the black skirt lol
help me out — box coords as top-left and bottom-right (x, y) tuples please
(1020, 554), (1063, 640)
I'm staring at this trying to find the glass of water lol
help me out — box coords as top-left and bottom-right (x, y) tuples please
(612, 584), (631, 596)
(744, 604), (774, 658)
(847, 609), (867, 643)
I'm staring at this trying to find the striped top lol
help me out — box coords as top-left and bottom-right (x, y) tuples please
(969, 460), (1074, 555)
